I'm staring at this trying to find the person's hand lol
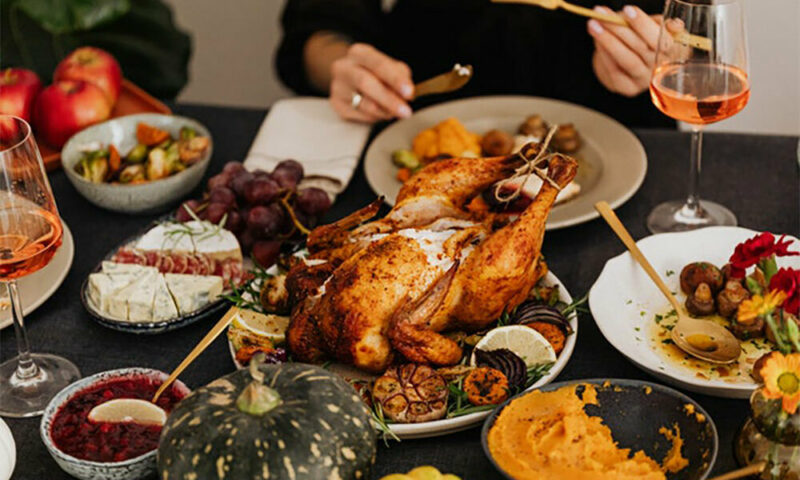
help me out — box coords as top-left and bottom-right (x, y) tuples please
(329, 43), (414, 123)
(588, 5), (661, 97)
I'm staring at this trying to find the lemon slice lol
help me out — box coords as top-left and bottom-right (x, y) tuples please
(230, 308), (290, 345)
(88, 398), (166, 426)
(471, 325), (556, 368)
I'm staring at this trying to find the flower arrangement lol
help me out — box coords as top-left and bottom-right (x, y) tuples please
(727, 232), (799, 354)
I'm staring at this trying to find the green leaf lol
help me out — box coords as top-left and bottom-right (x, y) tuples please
(746, 276), (764, 296)
(15, 0), (130, 34)
(2, 0), (190, 98)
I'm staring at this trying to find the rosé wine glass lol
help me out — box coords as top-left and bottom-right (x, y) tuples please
(648, 0), (750, 233)
(0, 115), (80, 417)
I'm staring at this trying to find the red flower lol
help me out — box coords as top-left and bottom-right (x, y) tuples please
(770, 268), (800, 315)
(728, 233), (799, 277)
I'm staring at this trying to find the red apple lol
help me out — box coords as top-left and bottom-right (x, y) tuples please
(54, 47), (122, 105)
(0, 68), (43, 122)
(33, 80), (112, 148)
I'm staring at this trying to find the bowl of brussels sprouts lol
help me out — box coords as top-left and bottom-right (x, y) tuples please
(62, 113), (212, 214)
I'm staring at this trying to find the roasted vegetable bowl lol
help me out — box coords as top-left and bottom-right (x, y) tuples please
(62, 113), (213, 214)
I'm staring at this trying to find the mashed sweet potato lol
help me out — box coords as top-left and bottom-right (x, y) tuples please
(487, 384), (688, 480)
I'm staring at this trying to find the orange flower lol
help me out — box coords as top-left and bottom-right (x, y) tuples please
(737, 290), (788, 325)
(760, 352), (800, 414)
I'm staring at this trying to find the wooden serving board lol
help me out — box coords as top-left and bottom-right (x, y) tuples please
(39, 79), (171, 171)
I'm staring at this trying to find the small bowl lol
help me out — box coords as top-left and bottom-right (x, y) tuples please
(481, 378), (718, 480)
(62, 113), (213, 214)
(40, 368), (190, 480)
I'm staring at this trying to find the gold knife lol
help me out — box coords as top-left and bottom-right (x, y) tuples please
(414, 63), (473, 99)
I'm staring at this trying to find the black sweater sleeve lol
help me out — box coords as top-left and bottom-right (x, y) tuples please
(276, 0), (384, 95)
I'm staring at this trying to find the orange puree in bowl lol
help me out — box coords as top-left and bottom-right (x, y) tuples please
(487, 384), (688, 480)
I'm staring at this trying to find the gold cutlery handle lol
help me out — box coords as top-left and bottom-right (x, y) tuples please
(707, 462), (766, 480)
(594, 201), (682, 313)
(560, 1), (627, 26)
(151, 306), (239, 403)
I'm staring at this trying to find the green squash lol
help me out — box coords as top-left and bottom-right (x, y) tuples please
(158, 358), (377, 480)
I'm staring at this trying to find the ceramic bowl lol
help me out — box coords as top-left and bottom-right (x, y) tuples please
(482, 378), (718, 480)
(62, 113), (212, 214)
(40, 368), (190, 480)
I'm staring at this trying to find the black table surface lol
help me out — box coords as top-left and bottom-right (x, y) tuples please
(2, 103), (798, 480)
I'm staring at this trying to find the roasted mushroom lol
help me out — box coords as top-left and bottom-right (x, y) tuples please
(685, 282), (715, 316)
(717, 280), (750, 318)
(680, 262), (724, 295)
(518, 114), (548, 138)
(480, 129), (514, 156)
(372, 364), (448, 423)
(260, 273), (290, 314)
(731, 316), (765, 340)
(721, 263), (743, 284)
(552, 123), (581, 153)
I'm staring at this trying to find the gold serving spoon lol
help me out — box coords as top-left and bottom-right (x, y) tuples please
(413, 63), (473, 99)
(492, 0), (711, 51)
(595, 201), (741, 364)
(707, 461), (766, 480)
(88, 306), (240, 425)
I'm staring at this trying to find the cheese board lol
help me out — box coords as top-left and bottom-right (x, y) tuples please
(81, 218), (247, 334)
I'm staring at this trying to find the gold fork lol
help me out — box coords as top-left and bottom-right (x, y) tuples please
(492, 0), (711, 51)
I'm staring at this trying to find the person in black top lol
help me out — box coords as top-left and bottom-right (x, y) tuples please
(277, 0), (674, 128)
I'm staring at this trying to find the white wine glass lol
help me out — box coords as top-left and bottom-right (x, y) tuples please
(0, 115), (80, 417)
(648, 0), (750, 233)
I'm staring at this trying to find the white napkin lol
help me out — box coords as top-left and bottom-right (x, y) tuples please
(244, 97), (371, 199)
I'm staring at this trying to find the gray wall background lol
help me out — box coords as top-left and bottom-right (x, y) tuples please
(164, 0), (799, 135)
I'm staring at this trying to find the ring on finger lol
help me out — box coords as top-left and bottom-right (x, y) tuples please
(350, 91), (363, 110)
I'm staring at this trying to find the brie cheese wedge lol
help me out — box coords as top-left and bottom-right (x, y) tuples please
(152, 274), (179, 321)
(165, 273), (223, 316)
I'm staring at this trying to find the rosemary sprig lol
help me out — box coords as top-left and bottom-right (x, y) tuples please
(561, 292), (589, 317)
(221, 260), (275, 312)
(372, 402), (400, 444)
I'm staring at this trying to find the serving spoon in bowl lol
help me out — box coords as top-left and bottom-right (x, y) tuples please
(595, 201), (741, 364)
(87, 307), (239, 426)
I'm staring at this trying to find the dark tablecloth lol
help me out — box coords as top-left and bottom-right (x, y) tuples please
(2, 103), (798, 480)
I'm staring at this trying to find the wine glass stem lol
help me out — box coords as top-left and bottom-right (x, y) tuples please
(6, 280), (38, 380)
(684, 126), (704, 217)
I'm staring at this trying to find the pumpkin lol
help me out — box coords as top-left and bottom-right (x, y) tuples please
(158, 356), (377, 480)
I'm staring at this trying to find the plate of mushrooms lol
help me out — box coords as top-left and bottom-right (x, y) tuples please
(590, 226), (800, 399)
(364, 95), (647, 229)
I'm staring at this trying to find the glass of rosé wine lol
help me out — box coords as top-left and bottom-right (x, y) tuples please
(647, 0), (750, 233)
(0, 115), (80, 417)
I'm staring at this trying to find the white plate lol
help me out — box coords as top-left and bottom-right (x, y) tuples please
(229, 270), (577, 439)
(364, 96), (647, 230)
(590, 226), (800, 399)
(0, 222), (74, 329)
(0, 418), (16, 480)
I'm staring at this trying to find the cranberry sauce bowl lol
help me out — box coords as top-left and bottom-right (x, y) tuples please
(40, 368), (190, 480)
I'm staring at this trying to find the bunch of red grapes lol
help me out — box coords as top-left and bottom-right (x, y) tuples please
(175, 160), (331, 267)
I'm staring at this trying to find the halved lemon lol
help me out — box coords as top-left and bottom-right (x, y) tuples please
(471, 325), (556, 368)
(88, 398), (166, 426)
(230, 308), (289, 345)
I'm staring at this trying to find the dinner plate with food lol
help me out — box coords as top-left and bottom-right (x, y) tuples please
(225, 143), (581, 439)
(0, 221), (74, 330)
(590, 227), (800, 398)
(81, 217), (247, 334)
(364, 95), (646, 230)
